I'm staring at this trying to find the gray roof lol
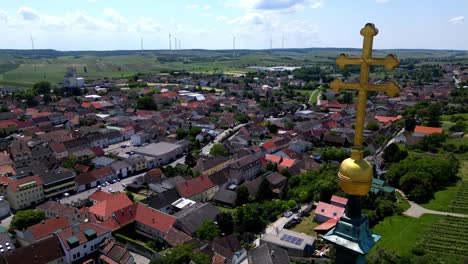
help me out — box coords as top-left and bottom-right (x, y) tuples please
(175, 203), (221, 235)
(110, 160), (130, 171)
(141, 189), (181, 210)
(213, 189), (237, 205)
(91, 156), (116, 167)
(248, 243), (290, 264)
(261, 229), (315, 251)
(133, 142), (182, 157)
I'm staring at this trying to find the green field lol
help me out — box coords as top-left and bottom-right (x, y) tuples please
(290, 213), (319, 235)
(1, 48), (468, 88)
(308, 89), (321, 105)
(370, 214), (442, 257)
(419, 216), (468, 262)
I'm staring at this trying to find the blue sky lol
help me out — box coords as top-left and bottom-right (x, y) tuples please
(0, 0), (466, 50)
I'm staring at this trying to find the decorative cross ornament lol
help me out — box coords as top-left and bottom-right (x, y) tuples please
(330, 23), (401, 160)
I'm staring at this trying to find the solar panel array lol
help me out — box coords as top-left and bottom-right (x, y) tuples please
(280, 234), (304, 245)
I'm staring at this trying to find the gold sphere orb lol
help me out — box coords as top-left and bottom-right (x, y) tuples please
(338, 155), (373, 196)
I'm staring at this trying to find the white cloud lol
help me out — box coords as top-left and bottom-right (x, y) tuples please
(0, 10), (8, 23)
(201, 5), (212, 10)
(186, 4), (200, 9)
(132, 17), (163, 32)
(17, 6), (40, 21)
(449, 16), (464, 24)
(226, 0), (323, 11)
(375, 0), (390, 3)
(103, 8), (128, 24)
(216, 16), (228, 22)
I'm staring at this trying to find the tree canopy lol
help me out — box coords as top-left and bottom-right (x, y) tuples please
(209, 143), (227, 157)
(9, 209), (45, 233)
(195, 220), (221, 241)
(150, 243), (210, 264)
(136, 96), (157, 110)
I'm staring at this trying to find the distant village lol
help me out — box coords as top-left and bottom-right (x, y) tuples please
(0, 62), (465, 264)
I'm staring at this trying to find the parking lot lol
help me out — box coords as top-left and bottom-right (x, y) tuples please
(59, 172), (145, 206)
(104, 140), (138, 159)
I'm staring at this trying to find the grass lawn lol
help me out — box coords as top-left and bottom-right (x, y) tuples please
(369, 214), (442, 257)
(395, 191), (410, 212)
(309, 89), (321, 105)
(127, 192), (147, 202)
(290, 213), (319, 236)
(216, 206), (236, 214)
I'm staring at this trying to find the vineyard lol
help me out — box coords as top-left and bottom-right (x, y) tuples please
(419, 216), (468, 261)
(449, 181), (468, 214)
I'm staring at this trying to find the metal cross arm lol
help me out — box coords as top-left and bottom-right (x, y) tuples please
(330, 79), (400, 98)
(336, 53), (400, 71)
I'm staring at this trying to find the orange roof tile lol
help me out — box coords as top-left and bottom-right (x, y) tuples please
(28, 217), (71, 240)
(0, 175), (43, 191)
(374, 115), (402, 123)
(89, 193), (133, 218)
(176, 175), (214, 198)
(414, 126), (443, 135)
(313, 217), (339, 232)
(89, 191), (113, 203)
(279, 158), (296, 168)
(261, 141), (277, 151)
(265, 154), (282, 164)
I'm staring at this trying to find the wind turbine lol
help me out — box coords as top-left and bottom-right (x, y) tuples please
(140, 37), (144, 54)
(282, 34), (285, 49)
(178, 39), (181, 50)
(30, 35), (35, 50)
(174, 36), (178, 51)
(232, 34), (236, 58)
(270, 35), (273, 50)
(169, 33), (172, 51)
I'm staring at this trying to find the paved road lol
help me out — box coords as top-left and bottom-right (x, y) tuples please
(397, 189), (468, 218)
(0, 214), (13, 229)
(169, 123), (246, 167)
(104, 140), (136, 159)
(130, 252), (150, 264)
(59, 172), (146, 205)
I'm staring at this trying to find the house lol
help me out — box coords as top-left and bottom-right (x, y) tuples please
(163, 226), (192, 247)
(100, 202), (177, 241)
(37, 201), (83, 222)
(266, 172), (288, 194)
(16, 217), (71, 246)
(260, 229), (316, 257)
(38, 167), (76, 199)
(144, 168), (165, 184)
(125, 156), (147, 173)
(110, 160), (133, 179)
(140, 188), (181, 214)
(212, 189), (237, 208)
(0, 175), (44, 210)
(193, 155), (233, 176)
(0, 199), (10, 219)
(314, 202), (345, 223)
(330, 195), (348, 208)
(3, 236), (66, 264)
(88, 192), (133, 221)
(176, 175), (217, 202)
(239, 243), (290, 264)
(413, 125), (443, 137)
(56, 222), (112, 264)
(288, 139), (313, 153)
(91, 156), (116, 168)
(242, 176), (263, 197)
(173, 203), (221, 236)
(0, 232), (15, 258)
(133, 142), (184, 168)
(229, 155), (262, 184)
(212, 235), (243, 263)
(313, 218), (339, 237)
(130, 132), (151, 146)
(75, 166), (116, 192)
(49, 143), (68, 159)
(99, 238), (135, 264)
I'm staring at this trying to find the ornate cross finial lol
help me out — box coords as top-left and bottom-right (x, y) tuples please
(330, 23), (401, 161)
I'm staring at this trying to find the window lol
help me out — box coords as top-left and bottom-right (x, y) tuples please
(73, 254), (76, 259)
(77, 252), (80, 258)
(84, 244), (86, 248)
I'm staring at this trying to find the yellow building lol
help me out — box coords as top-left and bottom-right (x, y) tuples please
(0, 175), (45, 210)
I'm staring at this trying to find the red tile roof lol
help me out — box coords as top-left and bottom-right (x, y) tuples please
(176, 175), (214, 198)
(134, 203), (176, 234)
(261, 141), (277, 151)
(146, 168), (164, 178)
(0, 175), (43, 191)
(49, 143), (67, 153)
(374, 115), (402, 123)
(89, 191), (113, 203)
(28, 217), (71, 240)
(89, 193), (133, 219)
(314, 202), (345, 220)
(279, 158), (296, 168)
(313, 217), (339, 232)
(75, 164), (91, 173)
(414, 126), (443, 135)
(90, 166), (115, 180)
(265, 154), (282, 164)
(164, 226), (192, 247)
(330, 195), (348, 206)
(57, 222), (111, 250)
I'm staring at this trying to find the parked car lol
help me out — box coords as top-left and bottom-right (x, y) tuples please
(120, 144), (127, 148)
(283, 211), (293, 218)
(122, 183), (127, 188)
(64, 193), (70, 197)
(108, 188), (113, 192)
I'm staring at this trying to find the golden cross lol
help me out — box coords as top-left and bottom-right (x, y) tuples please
(330, 23), (401, 160)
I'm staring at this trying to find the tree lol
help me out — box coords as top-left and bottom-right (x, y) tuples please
(195, 220), (220, 241)
(234, 114), (250, 124)
(366, 121), (380, 131)
(136, 96), (157, 110)
(235, 185), (249, 206)
(425, 103), (442, 127)
(449, 120), (467, 132)
(404, 116), (417, 132)
(209, 143), (227, 157)
(267, 123), (279, 134)
(150, 243), (210, 264)
(176, 128), (188, 140)
(189, 127), (202, 137)
(382, 143), (408, 163)
(125, 191), (135, 202)
(368, 247), (400, 264)
(185, 151), (197, 168)
(416, 133), (446, 152)
(256, 177), (273, 201)
(341, 91), (353, 104)
(399, 171), (433, 203)
(33, 81), (51, 94)
(9, 209), (45, 233)
(215, 213), (234, 235)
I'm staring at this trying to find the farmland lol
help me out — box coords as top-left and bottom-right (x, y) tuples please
(419, 216), (468, 262)
(1, 48), (467, 88)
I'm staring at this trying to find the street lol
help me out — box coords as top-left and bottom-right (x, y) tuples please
(59, 172), (146, 205)
(104, 140), (137, 159)
(265, 204), (309, 235)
